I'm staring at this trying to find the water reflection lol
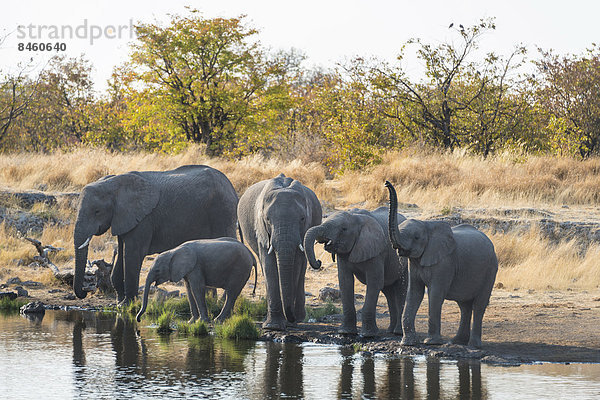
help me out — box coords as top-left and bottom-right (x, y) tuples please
(1, 310), (599, 399)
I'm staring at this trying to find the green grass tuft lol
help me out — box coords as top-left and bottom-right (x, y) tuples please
(156, 311), (175, 334)
(189, 320), (209, 336)
(215, 314), (260, 340)
(0, 297), (28, 312)
(305, 301), (341, 322)
(233, 296), (267, 318)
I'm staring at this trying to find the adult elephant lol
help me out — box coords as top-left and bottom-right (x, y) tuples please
(73, 165), (238, 305)
(385, 181), (498, 348)
(304, 207), (408, 337)
(238, 174), (322, 330)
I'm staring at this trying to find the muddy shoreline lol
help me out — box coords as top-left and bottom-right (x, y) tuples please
(12, 286), (600, 366)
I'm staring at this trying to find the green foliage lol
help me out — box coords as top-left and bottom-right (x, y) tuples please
(176, 319), (208, 336)
(214, 314), (260, 340)
(233, 296), (267, 318)
(156, 311), (175, 334)
(0, 297), (28, 312)
(205, 292), (225, 319)
(305, 301), (341, 322)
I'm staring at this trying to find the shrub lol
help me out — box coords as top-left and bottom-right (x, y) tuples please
(305, 301), (341, 322)
(233, 296), (267, 318)
(215, 314), (260, 340)
(0, 297), (28, 312)
(156, 311), (175, 334)
(189, 320), (209, 336)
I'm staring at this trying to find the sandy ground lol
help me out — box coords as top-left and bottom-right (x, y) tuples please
(7, 260), (600, 365)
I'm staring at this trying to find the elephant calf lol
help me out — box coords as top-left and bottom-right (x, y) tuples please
(136, 238), (257, 323)
(304, 207), (408, 337)
(386, 181), (498, 348)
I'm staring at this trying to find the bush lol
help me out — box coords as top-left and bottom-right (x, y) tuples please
(156, 311), (175, 334)
(233, 296), (267, 318)
(305, 301), (341, 322)
(0, 297), (28, 312)
(176, 319), (209, 336)
(215, 314), (260, 340)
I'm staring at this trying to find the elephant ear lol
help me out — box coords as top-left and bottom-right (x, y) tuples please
(349, 214), (386, 264)
(420, 221), (456, 267)
(169, 246), (196, 282)
(111, 173), (160, 236)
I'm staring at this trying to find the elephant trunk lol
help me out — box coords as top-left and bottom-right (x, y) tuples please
(137, 268), (155, 322)
(275, 242), (296, 323)
(303, 225), (325, 270)
(385, 181), (403, 250)
(73, 229), (91, 299)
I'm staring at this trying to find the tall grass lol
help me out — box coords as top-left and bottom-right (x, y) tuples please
(2, 147), (600, 292)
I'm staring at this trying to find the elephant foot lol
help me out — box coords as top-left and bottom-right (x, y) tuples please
(338, 325), (358, 335)
(400, 333), (419, 346)
(117, 297), (134, 309)
(263, 314), (287, 331)
(450, 335), (469, 346)
(360, 327), (379, 338)
(467, 336), (482, 349)
(424, 335), (444, 345)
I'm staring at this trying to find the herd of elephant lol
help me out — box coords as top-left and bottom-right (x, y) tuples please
(73, 165), (498, 348)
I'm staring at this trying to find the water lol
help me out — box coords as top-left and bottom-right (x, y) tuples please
(1, 310), (600, 399)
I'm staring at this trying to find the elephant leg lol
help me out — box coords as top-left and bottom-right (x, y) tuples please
(401, 270), (425, 346)
(215, 288), (240, 323)
(121, 227), (151, 305)
(111, 238), (125, 302)
(451, 300), (473, 345)
(469, 295), (491, 348)
(184, 278), (200, 323)
(261, 250), (287, 331)
(292, 259), (307, 324)
(361, 271), (383, 337)
(423, 287), (445, 345)
(382, 285), (401, 335)
(338, 263), (357, 335)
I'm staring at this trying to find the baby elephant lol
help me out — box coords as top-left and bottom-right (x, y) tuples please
(136, 238), (257, 323)
(386, 181), (498, 348)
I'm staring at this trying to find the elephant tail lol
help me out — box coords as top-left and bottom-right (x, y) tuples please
(250, 251), (258, 296)
(238, 222), (244, 244)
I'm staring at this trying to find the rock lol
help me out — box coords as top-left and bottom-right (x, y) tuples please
(319, 287), (341, 302)
(20, 301), (46, 314)
(64, 293), (76, 300)
(48, 289), (63, 293)
(0, 291), (17, 300)
(14, 286), (28, 297)
(21, 280), (42, 287)
(305, 291), (314, 297)
(495, 282), (504, 289)
(6, 277), (22, 285)
(355, 293), (365, 300)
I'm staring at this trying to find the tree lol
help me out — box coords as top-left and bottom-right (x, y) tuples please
(130, 10), (269, 155)
(536, 46), (600, 157)
(372, 18), (501, 150)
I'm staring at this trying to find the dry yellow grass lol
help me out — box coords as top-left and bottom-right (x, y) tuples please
(2, 146), (600, 291)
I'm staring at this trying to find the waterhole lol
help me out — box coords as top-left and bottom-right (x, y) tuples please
(1, 310), (600, 399)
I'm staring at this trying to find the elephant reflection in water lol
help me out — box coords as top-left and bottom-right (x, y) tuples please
(337, 349), (487, 399)
(255, 342), (304, 399)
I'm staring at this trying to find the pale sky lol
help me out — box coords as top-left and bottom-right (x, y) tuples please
(1, 0), (598, 91)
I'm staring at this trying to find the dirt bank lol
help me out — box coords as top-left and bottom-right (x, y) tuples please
(9, 282), (600, 365)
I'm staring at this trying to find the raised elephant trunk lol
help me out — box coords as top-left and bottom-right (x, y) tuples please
(73, 229), (91, 299)
(136, 268), (156, 322)
(303, 225), (325, 270)
(385, 181), (403, 250)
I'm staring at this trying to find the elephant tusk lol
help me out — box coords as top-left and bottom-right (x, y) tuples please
(268, 245), (273, 254)
(326, 240), (332, 246)
(78, 236), (92, 250)
(299, 244), (304, 252)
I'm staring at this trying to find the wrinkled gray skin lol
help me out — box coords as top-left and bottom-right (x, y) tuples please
(238, 174), (322, 330)
(385, 181), (498, 348)
(304, 207), (408, 337)
(136, 238), (257, 323)
(74, 165), (238, 305)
